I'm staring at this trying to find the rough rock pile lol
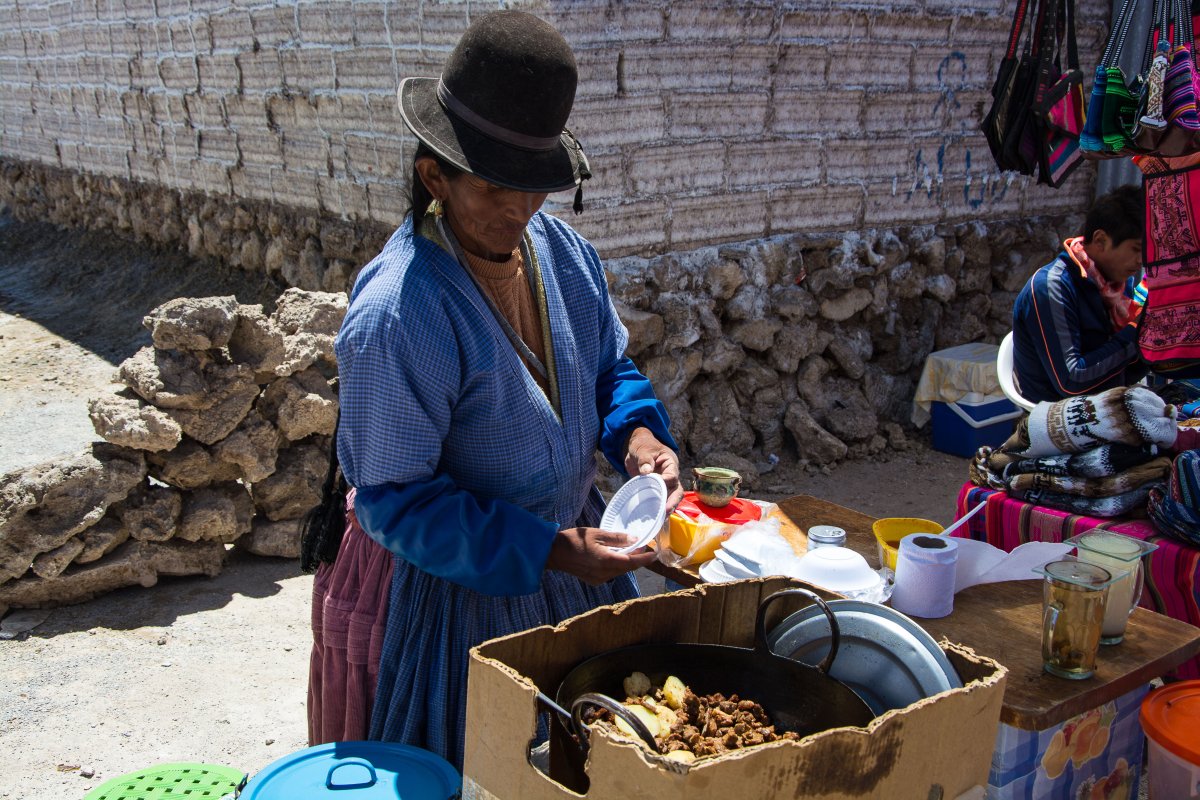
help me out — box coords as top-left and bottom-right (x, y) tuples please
(0, 289), (345, 611)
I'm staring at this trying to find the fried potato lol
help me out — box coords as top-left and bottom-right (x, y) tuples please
(655, 704), (677, 732)
(662, 675), (687, 710)
(614, 703), (663, 738)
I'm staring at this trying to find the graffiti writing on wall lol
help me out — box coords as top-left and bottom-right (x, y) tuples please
(906, 51), (1018, 209)
(931, 51), (966, 118)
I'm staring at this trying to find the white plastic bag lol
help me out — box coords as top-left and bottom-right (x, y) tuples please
(719, 516), (799, 575)
(654, 500), (780, 570)
(654, 511), (737, 569)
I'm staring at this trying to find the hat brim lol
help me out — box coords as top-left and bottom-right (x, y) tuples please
(398, 77), (582, 194)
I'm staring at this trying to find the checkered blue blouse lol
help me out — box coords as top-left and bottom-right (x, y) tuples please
(335, 211), (675, 769)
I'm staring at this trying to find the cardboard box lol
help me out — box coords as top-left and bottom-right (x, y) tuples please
(463, 578), (1007, 799)
(988, 683), (1149, 799)
(931, 392), (1023, 458)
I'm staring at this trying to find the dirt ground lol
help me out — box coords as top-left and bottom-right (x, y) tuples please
(0, 212), (969, 798)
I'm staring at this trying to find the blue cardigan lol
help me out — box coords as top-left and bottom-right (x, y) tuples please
(334, 211), (675, 596)
(1011, 252), (1145, 403)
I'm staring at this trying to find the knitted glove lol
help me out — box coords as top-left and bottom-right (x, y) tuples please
(1012, 386), (1177, 458)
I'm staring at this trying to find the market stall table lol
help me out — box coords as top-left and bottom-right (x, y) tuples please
(954, 482), (1200, 681)
(648, 495), (1200, 797)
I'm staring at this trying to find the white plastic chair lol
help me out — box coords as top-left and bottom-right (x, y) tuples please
(997, 332), (1037, 412)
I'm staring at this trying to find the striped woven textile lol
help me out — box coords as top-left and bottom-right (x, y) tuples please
(1149, 450), (1200, 545)
(1164, 43), (1200, 130)
(1136, 154), (1200, 366)
(1044, 88), (1085, 186)
(955, 483), (1200, 680)
(1101, 66), (1140, 153)
(308, 490), (394, 745)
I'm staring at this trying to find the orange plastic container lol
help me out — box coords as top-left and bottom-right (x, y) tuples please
(667, 492), (762, 564)
(1140, 680), (1200, 799)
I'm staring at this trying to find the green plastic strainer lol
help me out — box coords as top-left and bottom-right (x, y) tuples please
(82, 763), (246, 800)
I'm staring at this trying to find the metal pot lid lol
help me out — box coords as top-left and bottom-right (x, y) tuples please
(238, 742), (459, 799)
(766, 599), (962, 716)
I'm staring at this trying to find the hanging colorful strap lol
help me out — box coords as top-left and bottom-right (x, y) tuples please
(1065, 0), (1080, 71)
(1164, 0), (1200, 130)
(1004, 0), (1032, 60)
(1139, 0), (1173, 130)
(1101, 0), (1142, 69)
(1083, 0), (1140, 153)
(1032, 0), (1061, 108)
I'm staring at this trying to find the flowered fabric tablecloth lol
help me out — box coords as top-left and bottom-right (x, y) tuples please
(954, 483), (1200, 680)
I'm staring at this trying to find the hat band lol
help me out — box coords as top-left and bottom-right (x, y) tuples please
(436, 79), (562, 152)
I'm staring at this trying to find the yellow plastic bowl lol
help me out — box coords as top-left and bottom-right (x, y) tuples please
(871, 517), (947, 570)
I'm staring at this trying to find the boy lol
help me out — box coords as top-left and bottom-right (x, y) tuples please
(1011, 185), (1147, 404)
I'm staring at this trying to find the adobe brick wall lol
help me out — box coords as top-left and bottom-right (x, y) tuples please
(0, 0), (1107, 260)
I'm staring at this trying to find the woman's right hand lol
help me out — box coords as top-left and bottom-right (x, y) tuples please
(546, 527), (658, 585)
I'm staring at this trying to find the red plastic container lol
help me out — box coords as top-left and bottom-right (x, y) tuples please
(673, 492), (762, 525)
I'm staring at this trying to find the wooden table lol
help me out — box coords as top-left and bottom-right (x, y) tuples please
(649, 495), (1200, 731)
(956, 482), (1200, 681)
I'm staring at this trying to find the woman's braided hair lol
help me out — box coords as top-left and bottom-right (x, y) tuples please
(299, 382), (347, 573)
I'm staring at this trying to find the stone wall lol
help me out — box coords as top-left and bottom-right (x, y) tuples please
(604, 211), (1080, 484)
(0, 211), (1079, 610)
(1, 0), (1106, 266)
(0, 289), (344, 610)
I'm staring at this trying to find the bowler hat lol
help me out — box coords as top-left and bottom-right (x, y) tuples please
(398, 10), (590, 195)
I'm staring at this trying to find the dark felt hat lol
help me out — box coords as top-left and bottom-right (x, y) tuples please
(398, 10), (590, 194)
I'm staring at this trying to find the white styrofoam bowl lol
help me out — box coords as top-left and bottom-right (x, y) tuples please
(789, 546), (881, 592)
(600, 473), (668, 554)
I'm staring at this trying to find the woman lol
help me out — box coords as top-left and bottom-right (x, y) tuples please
(305, 10), (682, 770)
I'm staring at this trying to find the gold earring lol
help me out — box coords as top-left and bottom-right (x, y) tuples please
(427, 198), (443, 218)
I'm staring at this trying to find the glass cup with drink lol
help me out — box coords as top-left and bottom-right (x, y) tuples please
(1035, 559), (1116, 680)
(1065, 531), (1157, 645)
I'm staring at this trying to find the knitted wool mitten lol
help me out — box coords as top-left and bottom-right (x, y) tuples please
(1009, 386), (1177, 458)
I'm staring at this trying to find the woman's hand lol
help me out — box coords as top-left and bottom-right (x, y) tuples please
(547, 426), (679, 585)
(624, 426), (684, 511)
(546, 527), (658, 585)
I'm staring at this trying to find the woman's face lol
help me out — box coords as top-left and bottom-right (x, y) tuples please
(416, 158), (548, 261)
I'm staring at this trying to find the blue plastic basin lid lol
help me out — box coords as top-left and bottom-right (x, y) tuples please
(239, 742), (460, 799)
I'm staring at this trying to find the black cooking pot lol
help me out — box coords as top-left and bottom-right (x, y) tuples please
(539, 589), (875, 792)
